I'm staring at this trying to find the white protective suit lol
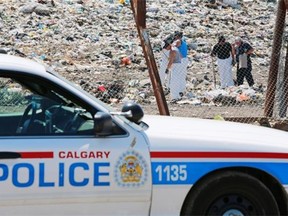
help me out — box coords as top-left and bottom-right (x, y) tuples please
(159, 47), (182, 100)
(217, 55), (234, 88)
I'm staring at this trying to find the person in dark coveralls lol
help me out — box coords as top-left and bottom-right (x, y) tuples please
(211, 35), (235, 88)
(234, 37), (255, 87)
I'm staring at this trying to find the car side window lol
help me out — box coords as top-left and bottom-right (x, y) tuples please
(0, 77), (95, 136)
(0, 77), (30, 135)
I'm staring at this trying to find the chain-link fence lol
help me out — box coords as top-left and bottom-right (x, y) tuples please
(1, 0), (287, 128)
(0, 78), (29, 114)
(57, 0), (288, 126)
(113, 0), (284, 125)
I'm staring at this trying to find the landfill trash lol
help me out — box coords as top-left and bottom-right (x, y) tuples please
(98, 85), (107, 92)
(0, 0), (277, 116)
(223, 0), (238, 6)
(236, 93), (249, 102)
(213, 114), (225, 121)
(121, 56), (131, 65)
(271, 120), (288, 132)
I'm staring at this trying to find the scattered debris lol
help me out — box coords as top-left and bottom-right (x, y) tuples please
(0, 0), (280, 121)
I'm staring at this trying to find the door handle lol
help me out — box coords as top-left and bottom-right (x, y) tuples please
(0, 152), (21, 159)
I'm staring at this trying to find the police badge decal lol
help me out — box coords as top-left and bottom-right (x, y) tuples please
(114, 150), (148, 187)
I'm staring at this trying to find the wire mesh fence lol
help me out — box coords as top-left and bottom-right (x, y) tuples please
(1, 0), (287, 127)
(105, 0), (283, 125)
(0, 78), (29, 113)
(54, 1), (288, 125)
(130, 0), (288, 125)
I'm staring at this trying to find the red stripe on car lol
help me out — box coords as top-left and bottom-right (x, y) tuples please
(20, 152), (54, 159)
(150, 152), (288, 159)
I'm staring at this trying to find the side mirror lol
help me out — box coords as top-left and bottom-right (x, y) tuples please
(121, 102), (144, 124)
(94, 112), (113, 136)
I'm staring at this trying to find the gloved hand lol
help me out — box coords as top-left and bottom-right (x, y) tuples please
(165, 68), (171, 74)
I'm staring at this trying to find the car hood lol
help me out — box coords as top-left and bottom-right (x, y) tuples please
(143, 115), (288, 153)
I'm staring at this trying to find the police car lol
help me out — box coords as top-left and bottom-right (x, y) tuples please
(0, 54), (288, 216)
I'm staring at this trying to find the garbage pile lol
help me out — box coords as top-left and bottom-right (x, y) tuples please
(0, 0), (277, 109)
(178, 84), (265, 106)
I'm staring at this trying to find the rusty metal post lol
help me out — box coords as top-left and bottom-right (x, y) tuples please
(136, 0), (146, 28)
(279, 42), (288, 117)
(285, 0), (288, 9)
(264, 0), (286, 117)
(279, 0), (288, 117)
(130, 0), (170, 115)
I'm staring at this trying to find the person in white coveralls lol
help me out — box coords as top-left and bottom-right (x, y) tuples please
(159, 36), (182, 103)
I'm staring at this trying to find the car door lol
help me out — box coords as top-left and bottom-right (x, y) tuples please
(0, 74), (152, 215)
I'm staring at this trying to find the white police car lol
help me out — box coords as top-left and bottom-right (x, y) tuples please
(1, 54), (288, 215)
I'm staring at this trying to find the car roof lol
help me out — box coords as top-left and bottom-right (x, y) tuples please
(0, 54), (46, 75)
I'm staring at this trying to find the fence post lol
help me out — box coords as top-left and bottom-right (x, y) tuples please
(264, 0), (286, 117)
(130, 0), (170, 115)
(279, 43), (288, 118)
